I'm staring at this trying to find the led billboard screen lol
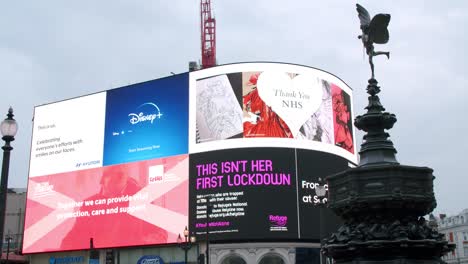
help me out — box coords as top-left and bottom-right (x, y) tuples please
(188, 148), (350, 240)
(24, 62), (356, 253)
(189, 148), (299, 240)
(188, 63), (356, 241)
(189, 63), (356, 162)
(24, 74), (189, 253)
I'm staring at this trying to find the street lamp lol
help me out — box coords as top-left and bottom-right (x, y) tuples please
(5, 235), (12, 264)
(177, 226), (196, 264)
(205, 201), (213, 264)
(0, 107), (18, 254)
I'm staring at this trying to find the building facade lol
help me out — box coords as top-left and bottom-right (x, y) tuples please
(28, 245), (197, 264)
(27, 242), (323, 264)
(438, 209), (468, 264)
(2, 188), (28, 263)
(207, 242), (322, 264)
(4, 188), (26, 252)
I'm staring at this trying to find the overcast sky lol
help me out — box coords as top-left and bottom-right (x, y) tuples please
(1, 1), (467, 216)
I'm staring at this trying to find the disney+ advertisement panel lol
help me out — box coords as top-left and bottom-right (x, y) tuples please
(103, 73), (189, 166)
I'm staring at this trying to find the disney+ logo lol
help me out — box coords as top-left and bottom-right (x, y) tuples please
(128, 102), (163, 125)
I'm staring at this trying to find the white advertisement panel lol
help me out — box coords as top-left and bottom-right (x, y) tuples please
(29, 93), (107, 177)
(189, 62), (358, 164)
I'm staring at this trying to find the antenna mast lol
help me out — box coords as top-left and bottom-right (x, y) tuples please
(200, 0), (216, 69)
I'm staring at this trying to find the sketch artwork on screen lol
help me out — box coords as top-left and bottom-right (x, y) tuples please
(196, 74), (243, 143)
(298, 80), (333, 143)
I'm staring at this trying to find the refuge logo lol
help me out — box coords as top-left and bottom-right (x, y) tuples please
(269, 215), (288, 231)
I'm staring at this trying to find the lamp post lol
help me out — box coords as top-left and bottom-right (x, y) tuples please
(0, 107), (18, 254)
(89, 238), (99, 264)
(205, 200), (212, 264)
(177, 226), (196, 264)
(5, 235), (12, 264)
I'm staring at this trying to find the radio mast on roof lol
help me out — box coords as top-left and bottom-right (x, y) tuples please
(200, 0), (216, 69)
(188, 0), (217, 71)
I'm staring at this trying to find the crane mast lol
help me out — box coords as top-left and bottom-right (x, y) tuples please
(200, 0), (216, 69)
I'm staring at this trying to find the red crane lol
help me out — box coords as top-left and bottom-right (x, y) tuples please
(200, 0), (216, 68)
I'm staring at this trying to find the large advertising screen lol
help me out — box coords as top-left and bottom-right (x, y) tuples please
(189, 148), (299, 240)
(188, 148), (350, 241)
(24, 62), (357, 253)
(188, 63), (357, 241)
(24, 74), (189, 253)
(189, 63), (357, 163)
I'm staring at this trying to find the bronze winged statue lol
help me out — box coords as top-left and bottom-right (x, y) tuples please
(356, 3), (391, 79)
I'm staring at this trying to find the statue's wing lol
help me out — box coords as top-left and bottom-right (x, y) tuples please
(356, 4), (371, 27)
(369, 13), (391, 44)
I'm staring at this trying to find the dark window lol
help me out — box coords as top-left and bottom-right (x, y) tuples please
(221, 255), (247, 264)
(259, 254), (285, 264)
(295, 248), (321, 264)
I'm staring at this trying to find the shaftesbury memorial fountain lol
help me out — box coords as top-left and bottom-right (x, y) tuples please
(322, 4), (455, 264)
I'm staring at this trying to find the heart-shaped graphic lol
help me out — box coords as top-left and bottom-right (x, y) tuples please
(256, 71), (323, 137)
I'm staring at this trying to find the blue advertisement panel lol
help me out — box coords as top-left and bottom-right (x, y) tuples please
(103, 73), (189, 166)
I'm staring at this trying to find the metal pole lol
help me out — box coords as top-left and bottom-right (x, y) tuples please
(206, 200), (211, 264)
(0, 139), (13, 254)
(116, 248), (120, 264)
(179, 232), (194, 264)
(206, 233), (209, 264)
(5, 237), (10, 264)
(184, 234), (189, 264)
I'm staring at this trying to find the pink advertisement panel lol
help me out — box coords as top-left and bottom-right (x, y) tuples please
(23, 154), (188, 253)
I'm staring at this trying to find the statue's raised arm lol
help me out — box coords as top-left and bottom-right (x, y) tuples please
(356, 3), (391, 79)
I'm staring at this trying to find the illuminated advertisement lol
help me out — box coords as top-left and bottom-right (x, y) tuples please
(296, 149), (349, 239)
(103, 75), (189, 165)
(25, 62), (356, 253)
(187, 63), (356, 241)
(189, 148), (299, 240)
(24, 74), (189, 253)
(189, 63), (357, 164)
(188, 148), (348, 240)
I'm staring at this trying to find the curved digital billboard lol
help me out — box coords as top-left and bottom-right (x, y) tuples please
(189, 63), (356, 162)
(24, 62), (356, 253)
(188, 63), (356, 241)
